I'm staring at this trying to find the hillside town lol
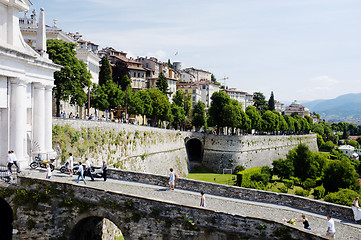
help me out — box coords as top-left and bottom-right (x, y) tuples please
(18, 9), (315, 122)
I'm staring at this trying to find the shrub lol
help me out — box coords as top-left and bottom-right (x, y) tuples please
(243, 180), (266, 190)
(313, 185), (326, 199)
(295, 189), (309, 197)
(235, 165), (245, 173)
(272, 158), (294, 179)
(324, 189), (359, 206)
(237, 167), (262, 187)
(278, 185), (288, 193)
(282, 179), (294, 189)
(250, 173), (270, 185)
(303, 178), (316, 191)
(290, 177), (300, 186)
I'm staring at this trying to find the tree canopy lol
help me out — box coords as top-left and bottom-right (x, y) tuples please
(47, 39), (91, 116)
(156, 72), (168, 95)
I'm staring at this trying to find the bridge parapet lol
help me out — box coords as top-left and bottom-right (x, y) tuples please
(108, 168), (354, 221)
(0, 175), (328, 239)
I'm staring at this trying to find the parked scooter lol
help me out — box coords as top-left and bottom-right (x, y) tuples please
(30, 154), (55, 171)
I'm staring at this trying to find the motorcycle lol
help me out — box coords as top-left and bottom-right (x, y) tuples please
(30, 155), (55, 171)
(60, 162), (103, 178)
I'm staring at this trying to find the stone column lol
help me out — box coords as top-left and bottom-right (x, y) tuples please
(44, 85), (53, 153)
(33, 83), (45, 154)
(10, 78), (27, 163)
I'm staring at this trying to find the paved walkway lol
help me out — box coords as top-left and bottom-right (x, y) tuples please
(22, 169), (361, 240)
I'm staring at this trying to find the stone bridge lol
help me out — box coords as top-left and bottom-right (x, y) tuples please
(1, 168), (360, 240)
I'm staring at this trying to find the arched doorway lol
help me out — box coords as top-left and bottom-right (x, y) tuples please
(185, 138), (203, 170)
(0, 197), (13, 239)
(69, 217), (125, 240)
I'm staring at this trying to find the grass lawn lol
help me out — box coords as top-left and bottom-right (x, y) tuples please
(187, 173), (237, 185)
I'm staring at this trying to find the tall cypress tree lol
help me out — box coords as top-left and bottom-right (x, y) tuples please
(99, 55), (112, 86)
(156, 72), (168, 95)
(268, 91), (275, 111)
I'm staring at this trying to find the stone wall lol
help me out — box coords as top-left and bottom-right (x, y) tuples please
(53, 119), (318, 175)
(108, 168), (354, 222)
(202, 134), (318, 172)
(0, 176), (328, 240)
(53, 118), (191, 176)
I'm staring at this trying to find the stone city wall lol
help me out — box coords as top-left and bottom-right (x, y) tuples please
(108, 168), (354, 222)
(0, 176), (328, 240)
(53, 119), (317, 175)
(202, 134), (318, 172)
(53, 118), (192, 176)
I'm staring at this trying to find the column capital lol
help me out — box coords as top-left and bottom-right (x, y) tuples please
(10, 78), (27, 87)
(44, 85), (54, 91)
(33, 82), (45, 90)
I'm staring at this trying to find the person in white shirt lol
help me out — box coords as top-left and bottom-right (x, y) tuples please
(7, 151), (13, 174)
(46, 164), (52, 179)
(326, 215), (336, 238)
(67, 153), (74, 176)
(169, 168), (175, 190)
(76, 162), (86, 185)
(11, 150), (20, 173)
(84, 158), (94, 181)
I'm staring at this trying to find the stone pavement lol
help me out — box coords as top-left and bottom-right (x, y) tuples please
(23, 168), (361, 240)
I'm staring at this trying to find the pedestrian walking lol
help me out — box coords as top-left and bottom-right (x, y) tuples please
(296, 214), (311, 230)
(169, 168), (175, 190)
(76, 162), (86, 184)
(352, 197), (361, 222)
(200, 191), (206, 207)
(326, 215), (336, 238)
(46, 164), (52, 179)
(67, 153), (74, 176)
(11, 150), (20, 173)
(85, 158), (94, 181)
(102, 160), (108, 181)
(7, 151), (13, 174)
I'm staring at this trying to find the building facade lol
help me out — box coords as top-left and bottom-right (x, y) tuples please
(221, 88), (254, 111)
(0, 3), (60, 166)
(284, 100), (310, 117)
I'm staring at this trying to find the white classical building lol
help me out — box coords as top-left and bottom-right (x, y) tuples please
(0, 1), (60, 166)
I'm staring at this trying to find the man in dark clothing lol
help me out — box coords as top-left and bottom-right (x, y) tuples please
(102, 160), (108, 181)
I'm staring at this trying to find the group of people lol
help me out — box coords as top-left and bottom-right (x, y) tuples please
(7, 150), (20, 174)
(65, 153), (108, 184)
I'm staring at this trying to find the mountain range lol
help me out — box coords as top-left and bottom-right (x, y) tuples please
(302, 93), (361, 124)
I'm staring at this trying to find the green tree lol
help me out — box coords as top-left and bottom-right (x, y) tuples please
(211, 74), (217, 83)
(167, 59), (173, 69)
(98, 55), (112, 86)
(223, 100), (242, 135)
(262, 110), (276, 133)
(283, 115), (295, 133)
(192, 101), (206, 131)
(246, 106), (262, 132)
(156, 72), (169, 95)
(272, 158), (294, 179)
(268, 91), (275, 111)
(287, 143), (314, 181)
(90, 84), (109, 111)
(184, 94), (192, 117)
(322, 159), (360, 193)
(47, 39), (92, 116)
(112, 60), (130, 91)
(253, 92), (268, 113)
(208, 91), (231, 134)
(171, 103), (186, 130)
(173, 90), (184, 107)
(147, 88), (171, 126)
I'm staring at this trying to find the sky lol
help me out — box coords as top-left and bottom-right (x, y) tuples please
(28, 0), (361, 103)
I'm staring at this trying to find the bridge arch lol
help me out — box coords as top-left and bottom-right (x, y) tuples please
(0, 197), (13, 239)
(185, 137), (204, 170)
(69, 214), (128, 240)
